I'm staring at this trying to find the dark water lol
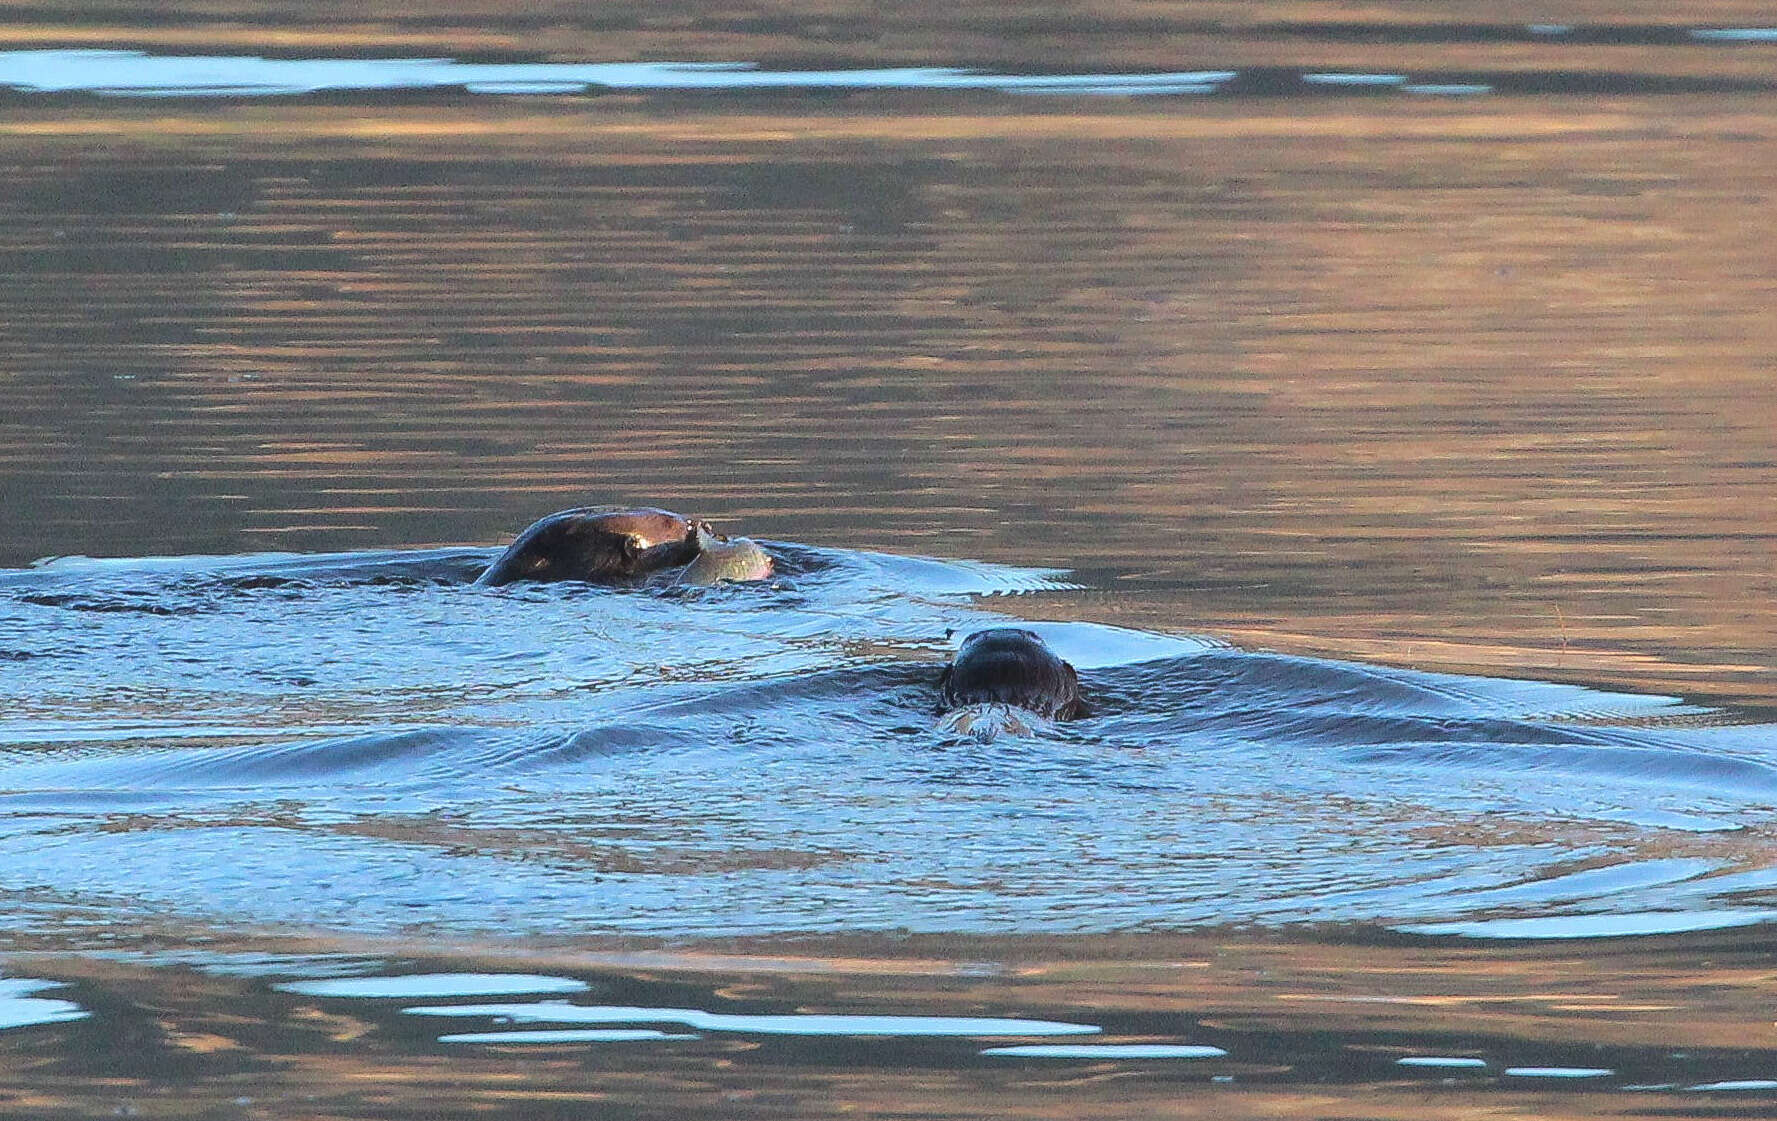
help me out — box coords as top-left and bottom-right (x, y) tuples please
(3, 3), (1777, 1117)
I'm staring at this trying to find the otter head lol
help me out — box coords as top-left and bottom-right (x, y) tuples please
(937, 628), (1088, 720)
(475, 507), (702, 586)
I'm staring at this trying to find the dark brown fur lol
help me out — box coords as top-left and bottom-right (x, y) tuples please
(937, 628), (1088, 720)
(475, 507), (703, 586)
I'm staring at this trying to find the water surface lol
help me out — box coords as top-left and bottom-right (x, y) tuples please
(3, 80), (1771, 703)
(3, 2), (1777, 1118)
(5, 543), (1770, 942)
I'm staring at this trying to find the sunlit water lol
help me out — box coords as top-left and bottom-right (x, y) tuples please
(3, 543), (1772, 943)
(4, 3), (1777, 1117)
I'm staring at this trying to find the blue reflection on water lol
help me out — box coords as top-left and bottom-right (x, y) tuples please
(278, 973), (588, 998)
(0, 978), (89, 1030)
(439, 1029), (695, 1044)
(1691, 29), (1777, 42)
(0, 35), (1770, 101)
(1398, 1056), (1488, 1068)
(1, 542), (1775, 943)
(1396, 909), (1777, 939)
(0, 50), (1238, 98)
(982, 1043), (1225, 1058)
(1403, 83), (1493, 96)
(406, 1002), (1100, 1037)
(1301, 73), (1407, 86)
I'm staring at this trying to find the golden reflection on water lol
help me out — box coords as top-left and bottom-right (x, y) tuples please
(8, 931), (1777, 1119)
(3, 10), (1776, 1118)
(2, 9), (1776, 1119)
(2, 93), (1771, 705)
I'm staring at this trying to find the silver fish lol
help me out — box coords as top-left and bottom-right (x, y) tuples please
(676, 525), (775, 586)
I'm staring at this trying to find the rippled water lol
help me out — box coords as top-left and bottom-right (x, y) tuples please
(11, 46), (1777, 99)
(3, 542), (1777, 1115)
(4, 542), (1767, 941)
(3, 1), (1777, 1117)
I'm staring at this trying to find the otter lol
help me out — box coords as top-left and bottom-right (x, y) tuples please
(675, 524), (774, 586)
(475, 507), (703, 587)
(937, 628), (1088, 727)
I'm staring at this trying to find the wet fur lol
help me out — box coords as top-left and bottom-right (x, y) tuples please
(476, 507), (702, 586)
(937, 628), (1088, 720)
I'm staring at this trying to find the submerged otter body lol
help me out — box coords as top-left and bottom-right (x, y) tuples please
(475, 507), (702, 587)
(937, 628), (1088, 722)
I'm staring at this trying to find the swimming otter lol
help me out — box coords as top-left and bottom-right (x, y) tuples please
(475, 507), (703, 587)
(675, 524), (774, 586)
(937, 628), (1088, 722)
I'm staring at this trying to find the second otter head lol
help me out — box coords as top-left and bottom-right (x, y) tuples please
(937, 628), (1088, 721)
(475, 507), (704, 586)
